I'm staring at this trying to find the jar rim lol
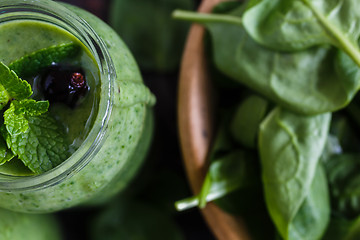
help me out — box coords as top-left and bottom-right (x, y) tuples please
(0, 0), (115, 191)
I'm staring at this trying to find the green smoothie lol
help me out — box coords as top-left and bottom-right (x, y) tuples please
(0, 208), (61, 240)
(0, 0), (155, 213)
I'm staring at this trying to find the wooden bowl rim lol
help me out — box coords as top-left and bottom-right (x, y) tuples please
(177, 0), (251, 239)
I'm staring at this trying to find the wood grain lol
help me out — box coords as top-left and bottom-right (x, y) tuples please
(177, 0), (251, 239)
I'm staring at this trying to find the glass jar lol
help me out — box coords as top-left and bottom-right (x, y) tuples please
(0, 0), (155, 213)
(0, 208), (61, 239)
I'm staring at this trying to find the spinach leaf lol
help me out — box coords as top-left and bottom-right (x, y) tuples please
(242, 0), (360, 67)
(172, 10), (360, 115)
(345, 217), (360, 240)
(259, 107), (331, 239)
(328, 114), (360, 154)
(109, 0), (193, 72)
(208, 113), (235, 160)
(288, 164), (330, 240)
(322, 217), (354, 240)
(323, 216), (360, 240)
(175, 149), (258, 211)
(175, 110), (259, 210)
(230, 94), (269, 149)
(324, 153), (360, 219)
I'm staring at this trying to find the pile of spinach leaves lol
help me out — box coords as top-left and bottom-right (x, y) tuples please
(173, 1), (360, 239)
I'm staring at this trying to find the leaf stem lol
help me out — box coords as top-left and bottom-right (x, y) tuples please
(301, 0), (360, 68)
(175, 183), (241, 211)
(198, 174), (212, 208)
(172, 10), (242, 26)
(175, 196), (199, 211)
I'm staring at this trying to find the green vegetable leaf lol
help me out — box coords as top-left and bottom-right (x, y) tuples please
(345, 217), (360, 240)
(324, 153), (360, 218)
(173, 9), (360, 115)
(0, 85), (11, 112)
(243, 0), (360, 50)
(0, 136), (14, 165)
(4, 99), (49, 136)
(230, 94), (268, 149)
(287, 164), (330, 240)
(323, 216), (360, 240)
(327, 114), (360, 154)
(8, 43), (80, 78)
(0, 62), (32, 109)
(4, 100), (68, 174)
(322, 217), (354, 240)
(208, 113), (235, 160)
(175, 150), (258, 211)
(259, 107), (331, 239)
(242, 0), (360, 67)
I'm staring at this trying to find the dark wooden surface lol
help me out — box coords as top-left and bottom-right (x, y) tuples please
(57, 0), (215, 239)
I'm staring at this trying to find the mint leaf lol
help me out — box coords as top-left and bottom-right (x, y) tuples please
(4, 113), (69, 174)
(0, 135), (14, 165)
(12, 99), (49, 116)
(0, 85), (11, 111)
(4, 100), (68, 174)
(9, 43), (80, 78)
(0, 62), (32, 102)
(4, 99), (49, 136)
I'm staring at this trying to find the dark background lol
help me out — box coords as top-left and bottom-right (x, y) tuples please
(56, 0), (215, 239)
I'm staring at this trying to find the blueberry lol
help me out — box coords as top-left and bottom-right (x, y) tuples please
(39, 64), (89, 108)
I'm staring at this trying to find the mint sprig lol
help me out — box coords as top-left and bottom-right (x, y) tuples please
(0, 43), (75, 174)
(0, 87), (69, 175)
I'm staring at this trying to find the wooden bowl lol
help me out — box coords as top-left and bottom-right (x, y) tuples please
(177, 0), (251, 239)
